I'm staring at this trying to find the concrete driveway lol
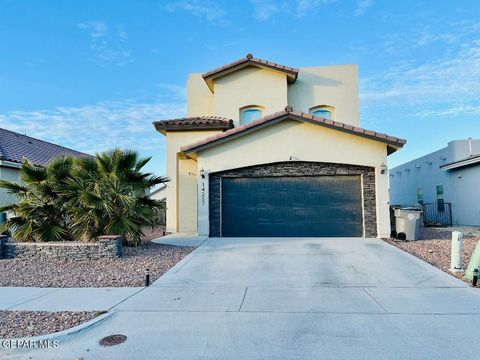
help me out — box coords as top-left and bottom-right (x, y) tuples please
(9, 238), (480, 360)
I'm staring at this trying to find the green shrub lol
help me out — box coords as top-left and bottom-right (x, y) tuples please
(0, 149), (168, 246)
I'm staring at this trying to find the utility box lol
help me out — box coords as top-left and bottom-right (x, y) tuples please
(450, 231), (464, 272)
(394, 208), (422, 240)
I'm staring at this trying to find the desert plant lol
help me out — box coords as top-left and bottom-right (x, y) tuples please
(64, 149), (167, 246)
(0, 157), (74, 241)
(0, 150), (167, 245)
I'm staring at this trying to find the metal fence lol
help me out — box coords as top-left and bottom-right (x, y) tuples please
(422, 202), (452, 227)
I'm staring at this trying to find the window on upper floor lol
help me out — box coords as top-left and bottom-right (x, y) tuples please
(240, 106), (263, 125)
(310, 105), (335, 120)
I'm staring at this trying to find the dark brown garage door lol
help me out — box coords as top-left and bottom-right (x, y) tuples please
(221, 176), (363, 237)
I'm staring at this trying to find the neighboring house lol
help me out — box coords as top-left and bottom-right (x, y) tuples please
(150, 184), (166, 202)
(154, 54), (406, 238)
(0, 128), (90, 208)
(390, 139), (480, 226)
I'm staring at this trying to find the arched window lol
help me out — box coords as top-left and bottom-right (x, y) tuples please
(310, 105), (334, 120)
(241, 106), (263, 125)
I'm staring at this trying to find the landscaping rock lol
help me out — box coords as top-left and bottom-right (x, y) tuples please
(0, 241), (194, 288)
(384, 227), (480, 284)
(0, 311), (99, 338)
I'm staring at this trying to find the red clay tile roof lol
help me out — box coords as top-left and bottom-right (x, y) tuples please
(202, 54), (299, 92)
(153, 116), (234, 134)
(181, 107), (407, 155)
(0, 127), (91, 166)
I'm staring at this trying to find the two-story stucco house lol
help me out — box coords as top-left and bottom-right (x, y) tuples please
(154, 54), (406, 238)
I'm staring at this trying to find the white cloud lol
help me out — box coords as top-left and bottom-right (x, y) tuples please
(354, 0), (374, 16)
(294, 0), (336, 17)
(361, 38), (480, 105)
(359, 17), (480, 121)
(250, 0), (335, 21)
(0, 98), (186, 155)
(414, 103), (480, 118)
(78, 21), (134, 66)
(165, 1), (227, 24)
(251, 0), (279, 21)
(78, 20), (108, 38)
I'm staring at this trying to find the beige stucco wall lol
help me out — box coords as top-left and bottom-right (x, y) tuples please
(194, 120), (391, 237)
(164, 130), (220, 233)
(187, 74), (214, 117)
(187, 64), (360, 126)
(177, 158), (198, 232)
(212, 67), (288, 125)
(0, 165), (21, 209)
(288, 65), (360, 126)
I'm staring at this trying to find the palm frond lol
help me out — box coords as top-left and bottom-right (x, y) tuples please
(0, 180), (28, 195)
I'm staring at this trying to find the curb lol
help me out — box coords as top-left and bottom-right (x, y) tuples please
(0, 310), (114, 351)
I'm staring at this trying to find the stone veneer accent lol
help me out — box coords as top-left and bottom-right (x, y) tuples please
(209, 161), (377, 237)
(0, 235), (123, 260)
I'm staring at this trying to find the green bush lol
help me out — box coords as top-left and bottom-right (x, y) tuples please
(0, 149), (168, 246)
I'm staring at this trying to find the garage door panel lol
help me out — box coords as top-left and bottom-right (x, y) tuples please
(221, 176), (363, 237)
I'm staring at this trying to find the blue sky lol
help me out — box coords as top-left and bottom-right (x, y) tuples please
(0, 0), (479, 175)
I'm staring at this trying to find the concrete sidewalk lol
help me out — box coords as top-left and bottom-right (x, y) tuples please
(0, 287), (142, 311)
(152, 232), (207, 247)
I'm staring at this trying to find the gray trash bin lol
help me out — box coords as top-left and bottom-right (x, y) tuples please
(394, 207), (422, 240)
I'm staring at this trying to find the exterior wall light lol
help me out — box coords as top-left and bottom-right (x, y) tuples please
(380, 163), (387, 174)
(200, 169), (205, 179)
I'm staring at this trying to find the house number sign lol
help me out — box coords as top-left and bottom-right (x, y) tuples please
(201, 181), (206, 206)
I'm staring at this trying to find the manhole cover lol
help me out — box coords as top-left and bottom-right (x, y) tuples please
(99, 334), (127, 347)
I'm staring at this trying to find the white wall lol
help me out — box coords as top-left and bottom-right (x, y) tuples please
(0, 165), (21, 209)
(389, 140), (480, 226)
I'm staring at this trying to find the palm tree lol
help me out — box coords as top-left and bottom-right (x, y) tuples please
(0, 157), (74, 241)
(65, 149), (167, 246)
(0, 150), (167, 245)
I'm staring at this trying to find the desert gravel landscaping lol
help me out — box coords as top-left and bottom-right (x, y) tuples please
(384, 226), (480, 284)
(0, 240), (195, 288)
(0, 310), (99, 338)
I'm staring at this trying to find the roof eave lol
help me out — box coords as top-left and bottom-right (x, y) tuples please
(0, 159), (22, 168)
(153, 123), (232, 135)
(440, 155), (480, 170)
(202, 61), (299, 93)
(182, 112), (407, 155)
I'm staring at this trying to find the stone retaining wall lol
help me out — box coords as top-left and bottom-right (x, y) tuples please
(0, 235), (123, 260)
